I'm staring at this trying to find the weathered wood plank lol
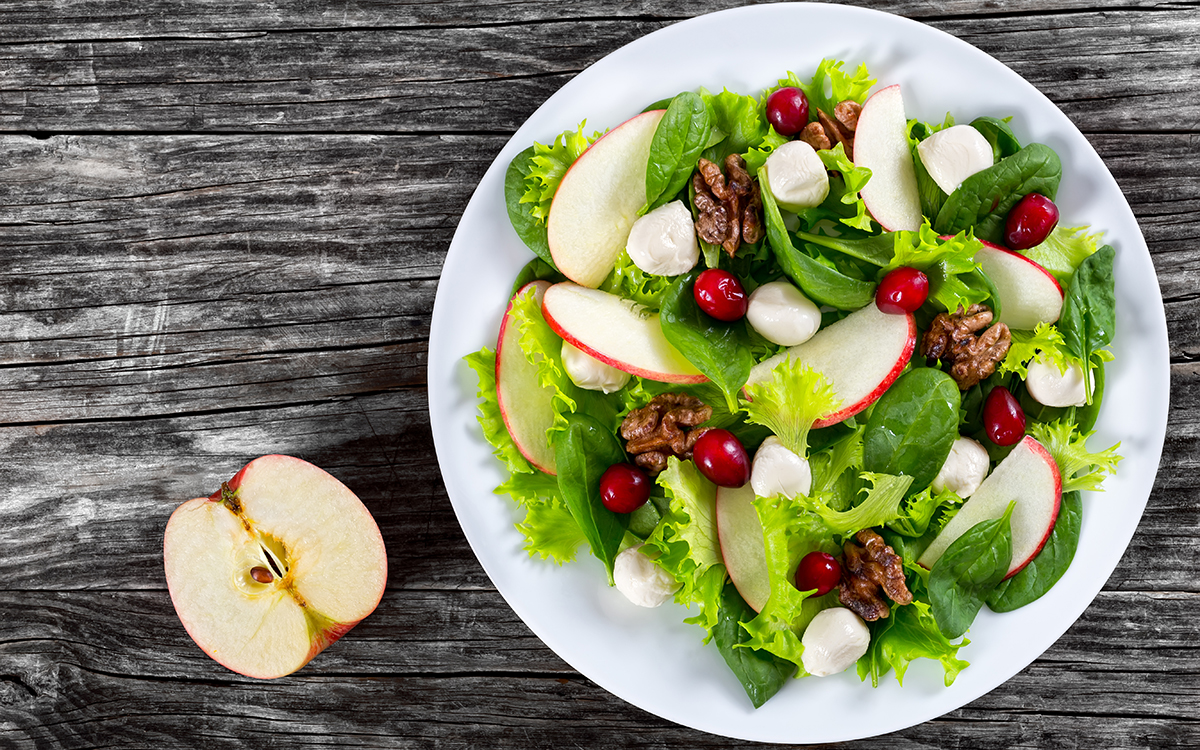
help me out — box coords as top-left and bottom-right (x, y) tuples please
(0, 11), (1195, 134)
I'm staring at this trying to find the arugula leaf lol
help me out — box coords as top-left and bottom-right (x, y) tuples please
(554, 413), (630, 583)
(659, 270), (755, 412)
(801, 472), (914, 537)
(929, 502), (1014, 638)
(788, 59), (876, 120)
(1020, 225), (1105, 284)
(598, 250), (674, 310)
(463, 347), (536, 475)
(504, 147), (557, 267)
(741, 357), (841, 457)
(857, 599), (970, 688)
(520, 122), (602, 223)
(644, 92), (712, 212)
(1059, 245), (1117, 403)
(969, 116), (1022, 161)
(517, 495), (587, 564)
(998, 322), (1079, 380)
(712, 582), (796, 708)
(1028, 420), (1122, 494)
(987, 491), (1082, 612)
(934, 143), (1062, 244)
(863, 368), (961, 493)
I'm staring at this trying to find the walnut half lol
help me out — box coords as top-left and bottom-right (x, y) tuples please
(921, 304), (1012, 389)
(619, 393), (712, 475)
(838, 529), (913, 622)
(692, 154), (762, 257)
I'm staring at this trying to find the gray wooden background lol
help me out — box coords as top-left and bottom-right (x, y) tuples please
(1, 1), (1196, 747)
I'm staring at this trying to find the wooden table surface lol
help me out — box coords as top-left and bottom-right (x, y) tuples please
(1, 1), (1196, 747)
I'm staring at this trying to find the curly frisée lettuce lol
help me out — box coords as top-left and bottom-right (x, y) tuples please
(800, 472), (914, 539)
(520, 122), (604, 223)
(886, 223), (990, 314)
(1028, 419), (1122, 494)
(857, 599), (970, 687)
(780, 59), (876, 120)
(742, 358), (841, 457)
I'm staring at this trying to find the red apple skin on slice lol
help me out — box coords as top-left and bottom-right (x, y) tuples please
(547, 109), (667, 288)
(745, 304), (916, 428)
(163, 455), (388, 679)
(974, 239), (1065, 330)
(541, 282), (707, 384)
(854, 85), (923, 232)
(496, 280), (557, 474)
(715, 484), (770, 612)
(917, 436), (1062, 578)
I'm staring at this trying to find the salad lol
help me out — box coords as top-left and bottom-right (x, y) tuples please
(463, 57), (1122, 708)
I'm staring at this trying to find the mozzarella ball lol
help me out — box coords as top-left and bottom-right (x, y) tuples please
(625, 200), (700, 277)
(764, 141), (830, 211)
(916, 124), (994, 195)
(613, 543), (679, 608)
(931, 436), (990, 498)
(1026, 356), (1088, 408)
(561, 340), (630, 394)
(750, 436), (813, 499)
(801, 607), (871, 677)
(746, 281), (822, 346)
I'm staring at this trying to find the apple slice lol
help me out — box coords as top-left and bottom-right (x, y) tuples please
(745, 304), (916, 428)
(164, 456), (388, 679)
(541, 281), (706, 383)
(547, 109), (667, 288)
(853, 85), (923, 232)
(975, 239), (1065, 330)
(918, 436), (1062, 578)
(715, 484), (770, 612)
(496, 280), (557, 474)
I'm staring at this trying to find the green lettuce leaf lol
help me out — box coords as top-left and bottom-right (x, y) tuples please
(998, 322), (1080, 379)
(886, 223), (989, 313)
(801, 472), (914, 537)
(742, 126), (790, 177)
(520, 122), (603, 223)
(598, 249), (675, 310)
(857, 599), (970, 687)
(786, 59), (876, 119)
(816, 142), (873, 231)
(741, 357), (842, 457)
(496, 468), (560, 507)
(701, 88), (769, 163)
(887, 486), (966, 538)
(463, 347), (535, 475)
(1020, 225), (1104, 284)
(1028, 420), (1122, 494)
(517, 496), (586, 564)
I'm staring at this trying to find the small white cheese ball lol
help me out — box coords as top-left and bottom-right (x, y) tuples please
(625, 200), (700, 277)
(916, 124), (995, 195)
(750, 436), (812, 499)
(613, 543), (679, 608)
(746, 281), (822, 346)
(561, 340), (630, 394)
(801, 607), (871, 677)
(931, 436), (991, 498)
(764, 141), (830, 211)
(1026, 356), (1088, 408)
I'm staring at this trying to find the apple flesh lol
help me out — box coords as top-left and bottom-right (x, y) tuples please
(496, 280), (558, 474)
(547, 109), (667, 288)
(974, 239), (1065, 330)
(541, 281), (706, 383)
(715, 484), (770, 612)
(164, 455), (388, 679)
(745, 303), (916, 428)
(853, 85), (923, 232)
(918, 435), (1062, 578)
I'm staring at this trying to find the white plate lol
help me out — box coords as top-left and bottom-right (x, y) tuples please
(428, 3), (1169, 743)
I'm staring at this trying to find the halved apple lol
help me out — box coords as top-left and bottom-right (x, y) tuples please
(163, 455), (388, 679)
(547, 109), (667, 288)
(917, 435), (1062, 578)
(975, 239), (1065, 330)
(496, 280), (558, 474)
(541, 281), (706, 383)
(745, 304), (916, 428)
(715, 484), (770, 612)
(853, 85), (922, 232)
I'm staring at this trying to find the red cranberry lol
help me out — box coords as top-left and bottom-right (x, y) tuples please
(691, 429), (750, 488)
(693, 269), (748, 322)
(794, 551), (841, 596)
(766, 87), (809, 137)
(1004, 194), (1060, 250)
(875, 267), (929, 314)
(599, 463), (651, 514)
(984, 386), (1026, 446)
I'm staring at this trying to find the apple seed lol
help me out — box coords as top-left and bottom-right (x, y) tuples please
(250, 566), (274, 584)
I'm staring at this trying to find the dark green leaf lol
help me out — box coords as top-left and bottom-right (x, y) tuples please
(504, 146), (557, 267)
(644, 92), (712, 212)
(929, 503), (1015, 638)
(712, 582), (795, 708)
(987, 492), (1082, 612)
(1073, 360), (1106, 433)
(659, 270), (754, 410)
(863, 369), (962, 492)
(794, 230), (895, 267)
(510, 258), (565, 296)
(642, 97), (674, 113)
(934, 143), (1062, 244)
(554, 413), (630, 583)
(1059, 245), (1116, 401)
(970, 116), (1023, 161)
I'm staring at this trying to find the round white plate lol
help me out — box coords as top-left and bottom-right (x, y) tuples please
(428, 3), (1169, 743)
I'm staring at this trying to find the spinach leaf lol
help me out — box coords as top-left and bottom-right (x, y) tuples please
(1073, 361), (1106, 433)
(511, 257), (565, 296)
(712, 582), (795, 708)
(554, 413), (630, 583)
(929, 502), (1014, 638)
(970, 116), (1023, 161)
(863, 368), (961, 492)
(1059, 245), (1116, 402)
(913, 143), (948, 220)
(795, 231), (894, 267)
(986, 492), (1082, 612)
(934, 143), (1062, 244)
(644, 92), (711, 213)
(659, 270), (754, 410)
(642, 97), (674, 113)
(760, 174), (875, 309)
(504, 146), (557, 268)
